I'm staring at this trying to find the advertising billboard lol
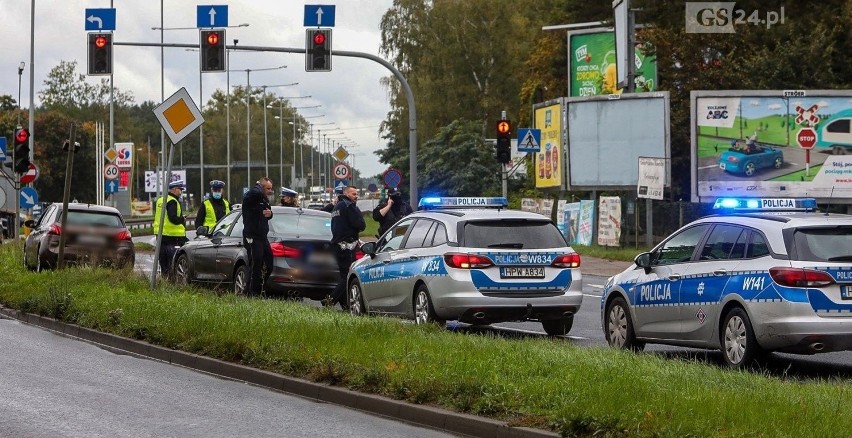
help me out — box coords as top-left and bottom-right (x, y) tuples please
(691, 90), (852, 203)
(568, 28), (657, 97)
(533, 100), (565, 189)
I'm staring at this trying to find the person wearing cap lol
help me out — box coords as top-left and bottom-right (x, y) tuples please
(242, 177), (275, 296)
(328, 185), (366, 309)
(372, 187), (413, 237)
(321, 187), (343, 213)
(280, 187), (299, 207)
(195, 180), (231, 229)
(153, 179), (189, 278)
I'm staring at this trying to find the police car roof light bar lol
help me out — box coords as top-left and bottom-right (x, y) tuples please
(418, 197), (509, 210)
(713, 197), (817, 212)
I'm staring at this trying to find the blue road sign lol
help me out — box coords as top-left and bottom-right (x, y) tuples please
(334, 180), (349, 192)
(197, 5), (228, 28)
(20, 187), (38, 209)
(0, 137), (6, 161)
(382, 168), (402, 189)
(85, 8), (116, 31)
(367, 183), (378, 192)
(517, 128), (542, 153)
(105, 179), (119, 194)
(304, 5), (336, 27)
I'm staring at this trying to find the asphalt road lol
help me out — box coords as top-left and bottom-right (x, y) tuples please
(0, 316), (455, 438)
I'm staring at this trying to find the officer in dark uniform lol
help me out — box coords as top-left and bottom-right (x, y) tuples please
(329, 185), (365, 309)
(280, 187), (300, 207)
(372, 187), (413, 237)
(195, 180), (231, 229)
(321, 187), (343, 212)
(241, 177), (275, 296)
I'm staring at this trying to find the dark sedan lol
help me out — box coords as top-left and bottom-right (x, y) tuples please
(172, 206), (340, 299)
(23, 203), (135, 271)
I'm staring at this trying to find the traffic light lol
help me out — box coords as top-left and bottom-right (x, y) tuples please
(495, 119), (512, 164)
(13, 127), (31, 174)
(305, 29), (332, 72)
(87, 33), (113, 75)
(200, 29), (226, 72)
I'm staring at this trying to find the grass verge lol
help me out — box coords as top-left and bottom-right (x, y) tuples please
(1, 245), (849, 437)
(572, 244), (654, 262)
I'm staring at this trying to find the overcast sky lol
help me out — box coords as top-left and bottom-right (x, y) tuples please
(0, 0), (396, 178)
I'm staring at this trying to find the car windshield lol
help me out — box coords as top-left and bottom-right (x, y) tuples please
(792, 226), (852, 262)
(462, 220), (567, 249)
(62, 210), (124, 228)
(269, 213), (331, 236)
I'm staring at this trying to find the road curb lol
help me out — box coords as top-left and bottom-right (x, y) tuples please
(0, 306), (559, 438)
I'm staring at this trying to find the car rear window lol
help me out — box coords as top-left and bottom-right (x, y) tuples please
(462, 220), (568, 249)
(792, 226), (852, 262)
(270, 213), (331, 236)
(63, 210), (124, 228)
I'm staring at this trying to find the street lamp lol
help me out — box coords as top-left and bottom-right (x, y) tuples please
(306, 122), (336, 188)
(265, 93), (311, 186)
(260, 84), (300, 177)
(17, 62), (25, 126)
(282, 106), (323, 188)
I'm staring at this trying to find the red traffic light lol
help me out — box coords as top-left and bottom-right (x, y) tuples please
(15, 128), (30, 144)
(313, 32), (326, 45)
(206, 32), (220, 46)
(496, 120), (511, 135)
(94, 35), (108, 49)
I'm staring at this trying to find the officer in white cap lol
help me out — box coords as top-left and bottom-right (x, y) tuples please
(195, 179), (231, 229)
(153, 179), (189, 278)
(280, 187), (299, 207)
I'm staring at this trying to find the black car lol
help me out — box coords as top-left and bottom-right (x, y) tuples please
(172, 206), (339, 298)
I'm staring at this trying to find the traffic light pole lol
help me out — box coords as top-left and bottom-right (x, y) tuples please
(114, 41), (420, 207)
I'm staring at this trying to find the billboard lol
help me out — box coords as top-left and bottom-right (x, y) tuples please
(568, 28), (657, 97)
(691, 90), (852, 203)
(566, 92), (670, 190)
(533, 100), (565, 189)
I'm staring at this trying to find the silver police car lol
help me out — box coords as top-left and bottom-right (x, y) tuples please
(347, 197), (583, 335)
(601, 197), (852, 368)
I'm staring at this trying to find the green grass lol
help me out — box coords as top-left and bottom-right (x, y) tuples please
(572, 244), (653, 262)
(1, 244), (849, 437)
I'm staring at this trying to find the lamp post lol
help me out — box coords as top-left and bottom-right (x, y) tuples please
(17, 62), (24, 126)
(319, 129), (346, 188)
(265, 92), (310, 187)
(284, 107), (323, 189)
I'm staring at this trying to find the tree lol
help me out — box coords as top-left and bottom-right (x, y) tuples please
(419, 119), (501, 196)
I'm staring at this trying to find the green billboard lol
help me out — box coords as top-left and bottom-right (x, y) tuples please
(568, 29), (656, 97)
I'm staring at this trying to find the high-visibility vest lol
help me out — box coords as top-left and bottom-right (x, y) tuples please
(153, 196), (185, 237)
(202, 198), (231, 228)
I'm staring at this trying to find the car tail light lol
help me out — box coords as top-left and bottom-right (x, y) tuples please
(270, 242), (300, 258)
(48, 224), (62, 236)
(443, 252), (494, 269)
(115, 230), (132, 241)
(727, 156), (739, 163)
(551, 253), (581, 268)
(769, 267), (835, 288)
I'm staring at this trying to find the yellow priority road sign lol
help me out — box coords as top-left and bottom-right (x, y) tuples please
(333, 145), (348, 162)
(153, 87), (205, 145)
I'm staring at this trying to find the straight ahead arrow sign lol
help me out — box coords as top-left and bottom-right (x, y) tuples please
(208, 7), (216, 26)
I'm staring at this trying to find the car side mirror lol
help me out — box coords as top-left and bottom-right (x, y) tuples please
(634, 252), (653, 274)
(23, 219), (36, 228)
(360, 241), (377, 257)
(195, 225), (210, 237)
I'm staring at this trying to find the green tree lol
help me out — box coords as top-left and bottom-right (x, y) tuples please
(419, 119), (501, 196)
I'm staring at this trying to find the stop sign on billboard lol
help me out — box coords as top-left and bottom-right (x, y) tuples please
(797, 127), (817, 149)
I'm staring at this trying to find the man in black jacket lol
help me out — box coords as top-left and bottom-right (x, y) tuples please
(329, 185), (365, 309)
(372, 187), (413, 237)
(241, 177), (275, 296)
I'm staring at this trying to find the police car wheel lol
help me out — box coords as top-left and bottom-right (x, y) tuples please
(721, 307), (763, 368)
(413, 285), (444, 326)
(605, 297), (644, 351)
(542, 316), (574, 336)
(348, 278), (366, 316)
(174, 253), (190, 286)
(233, 265), (248, 295)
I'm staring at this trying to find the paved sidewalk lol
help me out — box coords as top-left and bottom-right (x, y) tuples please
(580, 255), (633, 278)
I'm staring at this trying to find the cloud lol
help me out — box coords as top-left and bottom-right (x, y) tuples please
(767, 103), (782, 110)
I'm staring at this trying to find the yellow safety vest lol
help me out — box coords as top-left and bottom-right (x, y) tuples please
(202, 198), (231, 228)
(153, 196), (185, 237)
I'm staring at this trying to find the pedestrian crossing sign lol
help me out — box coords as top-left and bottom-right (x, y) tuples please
(517, 128), (541, 153)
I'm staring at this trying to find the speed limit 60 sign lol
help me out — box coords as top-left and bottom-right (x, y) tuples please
(104, 163), (120, 180)
(333, 162), (351, 180)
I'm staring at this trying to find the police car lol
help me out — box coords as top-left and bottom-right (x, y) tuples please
(601, 197), (852, 368)
(346, 197), (583, 335)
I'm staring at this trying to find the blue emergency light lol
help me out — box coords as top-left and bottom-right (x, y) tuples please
(713, 197), (817, 212)
(418, 197), (509, 210)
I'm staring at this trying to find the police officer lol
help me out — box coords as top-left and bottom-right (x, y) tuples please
(153, 180), (189, 278)
(242, 177), (275, 296)
(329, 185), (366, 309)
(321, 187), (343, 213)
(372, 187), (413, 237)
(195, 180), (231, 229)
(280, 187), (299, 207)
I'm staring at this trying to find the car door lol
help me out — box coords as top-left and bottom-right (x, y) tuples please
(385, 218), (435, 315)
(630, 224), (710, 340)
(193, 211), (239, 281)
(679, 224), (746, 343)
(362, 218), (415, 313)
(214, 212), (246, 281)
